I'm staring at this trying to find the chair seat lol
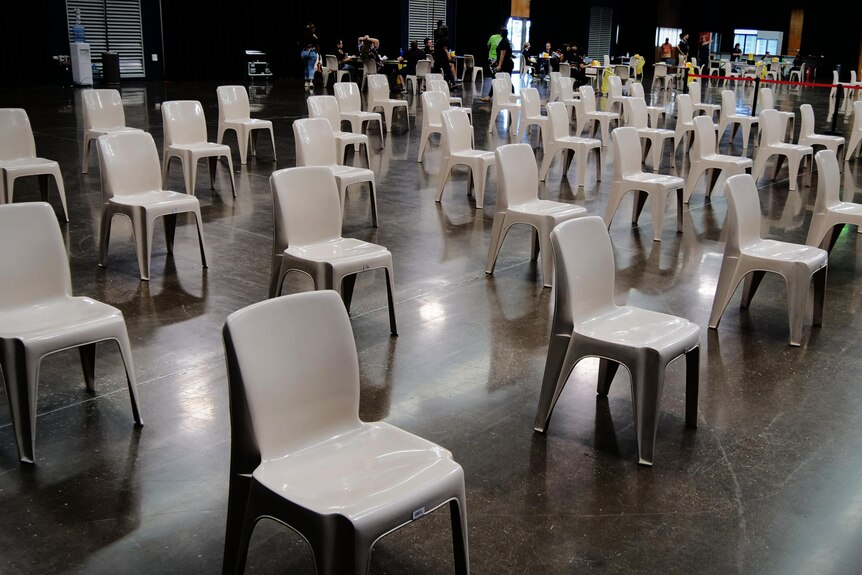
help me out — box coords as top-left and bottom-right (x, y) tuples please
(168, 142), (232, 156)
(638, 128), (674, 138)
(0, 297), (123, 342)
(253, 421), (459, 523)
(695, 103), (720, 112)
(223, 118), (272, 129)
(452, 150), (494, 162)
(285, 237), (390, 266)
(800, 134), (845, 149)
(742, 239), (828, 268)
(0, 157), (58, 173)
(624, 173), (684, 190)
(342, 111), (381, 122)
(109, 190), (200, 211)
(335, 131), (367, 145)
(577, 306), (700, 353)
(88, 126), (142, 137)
(557, 136), (601, 148)
(373, 98), (408, 107)
(587, 111), (619, 119)
(728, 114), (757, 123)
(702, 153), (753, 167)
(766, 143), (813, 155)
(330, 165), (374, 186)
(829, 202), (862, 219)
(510, 199), (587, 219)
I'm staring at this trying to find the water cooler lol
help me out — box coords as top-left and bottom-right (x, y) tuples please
(69, 20), (93, 86)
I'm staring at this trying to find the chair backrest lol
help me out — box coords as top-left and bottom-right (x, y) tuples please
(0, 202), (72, 310)
(677, 93), (694, 124)
(758, 109), (783, 145)
(854, 101), (862, 132)
(550, 216), (617, 325)
(608, 75), (623, 98)
(363, 58), (378, 76)
(627, 98), (649, 129)
(724, 173), (764, 251)
(654, 63), (668, 78)
(692, 115), (719, 159)
(441, 108), (473, 154)
(722, 63), (732, 76)
(832, 70), (839, 84)
(494, 143), (539, 208)
(798, 103), (816, 137)
(520, 54), (530, 73)
(0, 108), (37, 161)
(367, 74), (391, 102)
(292, 117), (337, 166)
(521, 87), (541, 117)
(325, 54), (338, 70)
(629, 81), (645, 100)
(82, 89), (127, 131)
(603, 55), (611, 68)
(162, 100), (208, 146)
(425, 73), (444, 84)
(492, 78), (515, 104)
(421, 90), (448, 128)
(495, 72), (511, 85)
(307, 95), (342, 133)
(427, 79), (452, 98)
(223, 290), (362, 462)
(759, 87), (776, 111)
(464, 55), (475, 69)
(611, 127), (643, 179)
(545, 102), (570, 141)
(614, 64), (630, 80)
(416, 60), (432, 77)
(559, 76), (576, 100)
(270, 166), (341, 251)
(559, 62), (570, 77)
(217, 85), (251, 123)
(688, 81), (702, 105)
(720, 90), (737, 118)
(578, 85), (597, 112)
(97, 131), (163, 199)
(813, 149), (841, 212)
(333, 82), (363, 113)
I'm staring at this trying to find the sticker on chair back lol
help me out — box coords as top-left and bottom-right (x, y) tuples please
(412, 507), (425, 520)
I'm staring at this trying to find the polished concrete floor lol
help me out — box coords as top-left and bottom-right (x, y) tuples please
(0, 74), (861, 574)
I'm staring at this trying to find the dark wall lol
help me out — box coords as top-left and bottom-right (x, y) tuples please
(452, 0), (510, 65)
(2, 0), (69, 87)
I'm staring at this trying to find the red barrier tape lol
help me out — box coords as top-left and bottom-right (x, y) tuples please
(688, 73), (862, 90)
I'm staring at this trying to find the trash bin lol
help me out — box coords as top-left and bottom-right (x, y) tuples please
(101, 52), (120, 84)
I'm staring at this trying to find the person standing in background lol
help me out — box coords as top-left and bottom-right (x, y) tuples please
(398, 40), (426, 93)
(486, 28), (503, 75)
(677, 32), (689, 64)
(659, 38), (674, 61)
(424, 37), (434, 58)
(300, 23), (320, 89)
(433, 26), (457, 88)
(731, 43), (743, 61)
(480, 27), (514, 102)
(698, 33), (710, 67)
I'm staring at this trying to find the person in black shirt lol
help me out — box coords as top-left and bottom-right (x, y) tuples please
(731, 43), (743, 61)
(335, 39), (357, 80)
(787, 49), (804, 79)
(433, 27), (456, 87)
(677, 32), (689, 64)
(397, 40), (426, 92)
(480, 28), (514, 101)
(424, 38), (433, 57)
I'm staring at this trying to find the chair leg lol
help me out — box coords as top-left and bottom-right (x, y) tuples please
(473, 164), (487, 209)
(208, 156), (217, 189)
(435, 158), (452, 202)
(368, 180), (379, 228)
(604, 183), (625, 230)
(183, 155), (197, 195)
(631, 351), (666, 466)
(163, 213), (178, 255)
(786, 266), (813, 346)
(708, 257), (743, 329)
(538, 147), (556, 182)
(596, 358), (620, 396)
(484, 214), (510, 275)
(250, 130), (258, 158)
(534, 333), (576, 432)
(631, 190), (648, 225)
(79, 343), (97, 392)
(812, 266), (827, 328)
(238, 128), (250, 165)
(537, 226), (555, 288)
(740, 270), (766, 309)
(98, 209), (113, 268)
(417, 127), (430, 162)
(0, 339), (38, 463)
(114, 328), (142, 425)
(130, 212), (154, 281)
(449, 495), (470, 575)
(685, 346), (699, 427)
(385, 266), (398, 336)
(684, 166), (705, 204)
(224, 154), (237, 198)
(82, 137), (92, 174)
(192, 207), (209, 269)
(268, 253), (284, 298)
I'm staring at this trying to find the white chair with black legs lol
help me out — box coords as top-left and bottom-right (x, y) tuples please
(629, 82), (666, 128)
(534, 216), (700, 466)
(756, 87), (795, 142)
(323, 54), (350, 85)
(575, 85), (619, 146)
(366, 74), (409, 134)
(797, 104), (845, 164)
(161, 100), (237, 198)
(684, 115), (752, 204)
(688, 81), (720, 122)
(487, 78), (521, 135)
(718, 89), (759, 150)
(788, 62), (805, 84)
(293, 118), (378, 227)
(751, 109), (813, 191)
(539, 102), (602, 188)
(0, 202), (143, 464)
(461, 54), (483, 85)
(516, 87), (548, 146)
(604, 127), (685, 242)
(417, 91), (448, 163)
(845, 101), (862, 161)
(267, 167), (395, 334)
(333, 82), (384, 146)
(216, 85), (277, 165)
(81, 89), (143, 174)
(485, 144), (587, 288)
(427, 80), (472, 123)
(0, 108), (68, 221)
(307, 95), (371, 167)
(97, 132), (207, 281)
(672, 94), (701, 158)
(805, 150), (862, 252)
(709, 173), (827, 346)
(221, 292), (469, 575)
(437, 108), (494, 209)
(626, 98), (674, 170)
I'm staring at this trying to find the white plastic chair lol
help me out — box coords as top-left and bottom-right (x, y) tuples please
(485, 143), (587, 287)
(161, 100), (236, 197)
(488, 78), (521, 135)
(708, 173), (827, 346)
(688, 81), (720, 121)
(96, 132), (208, 281)
(539, 102), (602, 188)
(221, 291), (468, 574)
(756, 87), (795, 141)
(333, 82), (384, 145)
(425, 73), (445, 85)
(718, 90), (759, 150)
(604, 127), (685, 242)
(426, 80), (471, 123)
(293, 118), (378, 227)
(788, 62), (805, 84)
(846, 101), (862, 161)
(81, 89), (143, 174)
(0, 108), (68, 221)
(684, 115), (753, 204)
(534, 216), (700, 466)
(606, 76), (631, 122)
(216, 85), (277, 165)
(548, 71), (562, 103)
(516, 87), (548, 145)
(751, 109), (813, 191)
(575, 85), (619, 145)
(629, 82), (666, 128)
(461, 54), (483, 85)
(558, 62), (571, 78)
(406, 59), (431, 96)
(557, 76), (581, 122)
(417, 91), (448, 163)
(721, 63), (741, 87)
(267, 167), (395, 333)
(805, 150), (862, 251)
(437, 108), (494, 209)
(359, 58), (378, 91)
(626, 97), (674, 169)
(613, 64), (630, 82)
(367, 74), (409, 134)
(0, 202), (142, 464)
(307, 95), (371, 167)
(520, 54), (535, 78)
(323, 54), (350, 85)
(651, 63), (673, 91)
(673, 94), (700, 156)
(797, 104), (845, 163)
